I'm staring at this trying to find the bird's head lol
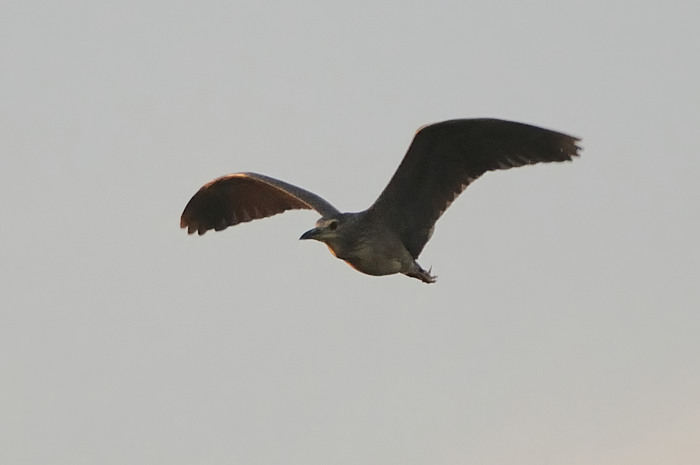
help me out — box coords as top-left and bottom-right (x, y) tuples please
(299, 214), (357, 257)
(299, 216), (345, 242)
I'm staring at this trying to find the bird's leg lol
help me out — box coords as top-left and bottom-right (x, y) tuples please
(405, 263), (437, 284)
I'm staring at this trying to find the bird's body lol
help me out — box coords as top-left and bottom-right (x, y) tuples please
(181, 119), (580, 283)
(302, 212), (427, 279)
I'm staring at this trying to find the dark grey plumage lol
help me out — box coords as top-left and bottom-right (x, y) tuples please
(181, 118), (580, 283)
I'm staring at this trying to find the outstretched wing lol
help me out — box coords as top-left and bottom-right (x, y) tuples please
(366, 119), (581, 257)
(181, 172), (340, 235)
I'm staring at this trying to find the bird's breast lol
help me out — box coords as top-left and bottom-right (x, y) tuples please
(331, 236), (413, 277)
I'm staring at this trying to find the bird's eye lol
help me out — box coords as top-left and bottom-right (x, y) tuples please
(329, 221), (338, 231)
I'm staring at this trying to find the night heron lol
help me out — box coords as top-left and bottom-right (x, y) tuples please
(181, 118), (580, 283)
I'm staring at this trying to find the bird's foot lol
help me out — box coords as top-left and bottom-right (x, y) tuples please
(406, 265), (437, 284)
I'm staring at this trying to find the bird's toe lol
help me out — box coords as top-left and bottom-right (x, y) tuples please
(406, 265), (437, 284)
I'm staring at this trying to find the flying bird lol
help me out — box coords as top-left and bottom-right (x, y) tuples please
(180, 118), (580, 283)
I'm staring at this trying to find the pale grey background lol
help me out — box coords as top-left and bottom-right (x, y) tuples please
(2, 1), (699, 464)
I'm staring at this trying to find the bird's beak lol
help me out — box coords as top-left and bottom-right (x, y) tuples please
(300, 227), (322, 240)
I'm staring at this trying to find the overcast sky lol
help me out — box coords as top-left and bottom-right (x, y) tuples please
(2, 1), (699, 464)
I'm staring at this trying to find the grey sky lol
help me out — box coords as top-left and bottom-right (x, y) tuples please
(2, 1), (699, 464)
